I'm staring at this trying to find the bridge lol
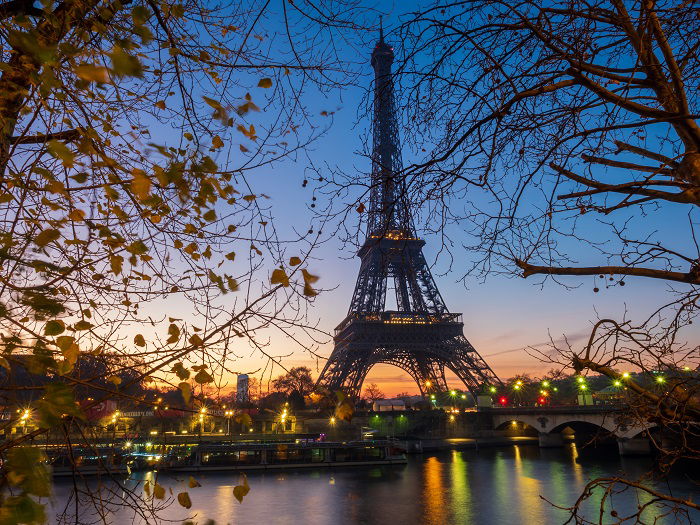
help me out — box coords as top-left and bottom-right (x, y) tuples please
(482, 406), (653, 455)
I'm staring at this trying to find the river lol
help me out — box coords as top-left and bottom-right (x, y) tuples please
(50, 443), (699, 524)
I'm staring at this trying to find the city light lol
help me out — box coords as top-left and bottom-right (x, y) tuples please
(200, 407), (207, 414)
(579, 384), (587, 390)
(450, 390), (456, 396)
(430, 394), (436, 400)
(124, 441), (132, 448)
(513, 384), (521, 391)
(613, 380), (622, 387)
(449, 415), (455, 422)
(498, 397), (508, 406)
(425, 380), (432, 388)
(622, 372), (630, 379)
(461, 394), (467, 399)
(656, 376), (665, 384)
(489, 386), (497, 394)
(683, 366), (691, 371)
(576, 376), (585, 384)
(330, 417), (336, 424)
(542, 380), (550, 388)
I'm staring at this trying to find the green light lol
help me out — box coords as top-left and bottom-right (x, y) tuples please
(613, 380), (621, 387)
(489, 386), (497, 393)
(513, 384), (521, 390)
(656, 376), (665, 384)
(579, 384), (587, 390)
(622, 372), (630, 379)
(553, 387), (558, 392)
(542, 380), (550, 388)
(461, 394), (467, 399)
(450, 390), (456, 396)
(430, 394), (436, 400)
(683, 366), (691, 372)
(576, 376), (585, 383)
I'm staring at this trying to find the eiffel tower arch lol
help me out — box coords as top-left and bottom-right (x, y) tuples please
(316, 27), (502, 400)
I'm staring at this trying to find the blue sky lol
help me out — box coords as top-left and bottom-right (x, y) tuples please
(139, 3), (699, 396)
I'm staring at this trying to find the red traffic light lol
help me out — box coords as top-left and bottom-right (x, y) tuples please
(538, 397), (546, 404)
(498, 396), (508, 406)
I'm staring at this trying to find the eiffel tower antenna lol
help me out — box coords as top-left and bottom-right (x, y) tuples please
(316, 28), (502, 400)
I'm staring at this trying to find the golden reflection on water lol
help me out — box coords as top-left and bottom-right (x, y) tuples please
(450, 450), (472, 523)
(512, 445), (546, 523)
(423, 456), (447, 524)
(570, 442), (585, 486)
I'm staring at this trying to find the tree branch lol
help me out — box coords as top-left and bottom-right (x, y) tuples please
(515, 258), (700, 285)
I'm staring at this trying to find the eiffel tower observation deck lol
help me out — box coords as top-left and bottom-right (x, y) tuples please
(316, 27), (501, 400)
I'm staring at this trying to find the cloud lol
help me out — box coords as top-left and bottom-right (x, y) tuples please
(482, 328), (592, 358)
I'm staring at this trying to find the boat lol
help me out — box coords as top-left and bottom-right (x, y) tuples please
(163, 440), (407, 471)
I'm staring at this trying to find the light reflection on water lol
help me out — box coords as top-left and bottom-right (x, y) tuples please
(50, 444), (699, 524)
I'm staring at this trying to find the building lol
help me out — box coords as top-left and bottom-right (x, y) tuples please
(236, 374), (249, 403)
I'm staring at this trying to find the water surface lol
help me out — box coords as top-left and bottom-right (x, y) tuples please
(50, 444), (699, 524)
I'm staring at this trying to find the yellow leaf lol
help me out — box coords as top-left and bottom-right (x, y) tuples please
(134, 334), (146, 347)
(167, 323), (180, 344)
(107, 375), (122, 386)
(46, 140), (75, 167)
(155, 100), (166, 110)
(74, 320), (93, 331)
(178, 382), (191, 404)
(44, 320), (65, 336)
(177, 492), (192, 509)
(189, 334), (203, 347)
(110, 255), (123, 275)
(63, 342), (79, 367)
(35, 229), (60, 247)
(301, 269), (319, 284)
(303, 282), (318, 297)
(68, 208), (85, 222)
(194, 368), (214, 384)
(257, 78), (272, 88)
(239, 144), (249, 153)
(270, 268), (289, 287)
(233, 474), (250, 503)
(212, 135), (224, 149)
(188, 476), (201, 488)
(289, 256), (301, 266)
(153, 483), (165, 499)
(74, 64), (110, 83)
(131, 168), (151, 201)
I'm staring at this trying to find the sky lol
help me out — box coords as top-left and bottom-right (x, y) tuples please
(148, 3), (699, 398)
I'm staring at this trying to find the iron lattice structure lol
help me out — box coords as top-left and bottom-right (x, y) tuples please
(316, 30), (501, 400)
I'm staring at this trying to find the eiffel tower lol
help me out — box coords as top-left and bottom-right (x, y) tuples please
(316, 28), (502, 400)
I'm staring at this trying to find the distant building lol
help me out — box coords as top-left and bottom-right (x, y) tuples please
(236, 374), (249, 403)
(373, 399), (406, 412)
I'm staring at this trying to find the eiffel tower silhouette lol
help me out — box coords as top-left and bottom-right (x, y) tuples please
(316, 28), (501, 400)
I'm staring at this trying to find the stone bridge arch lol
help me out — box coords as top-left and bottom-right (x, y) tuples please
(487, 408), (651, 454)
